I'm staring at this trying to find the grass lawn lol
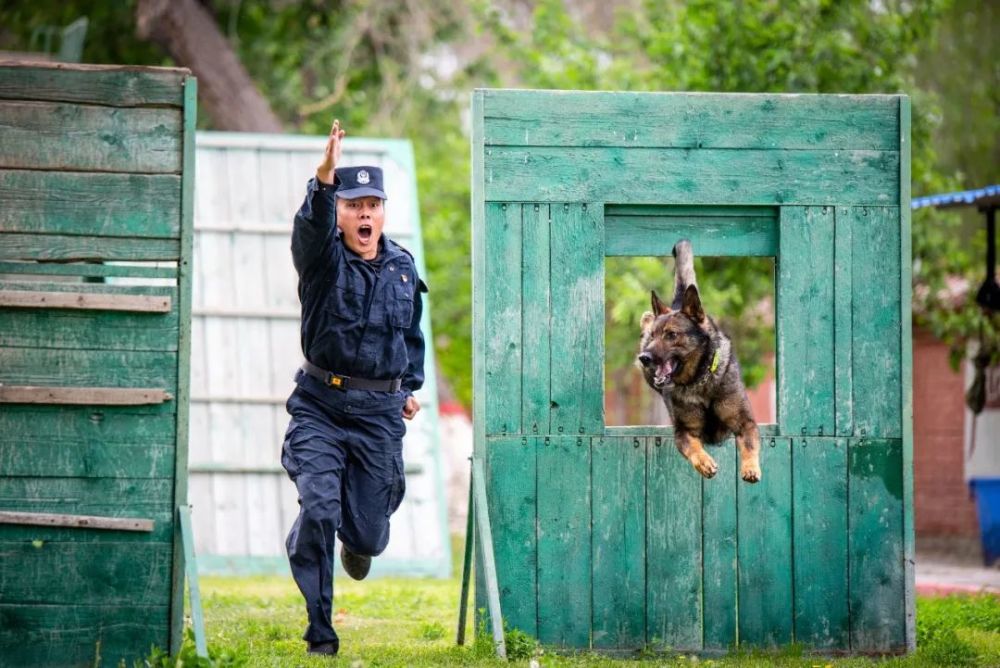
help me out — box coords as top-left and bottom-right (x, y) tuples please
(171, 544), (1000, 667)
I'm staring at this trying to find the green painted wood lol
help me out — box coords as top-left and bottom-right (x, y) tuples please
(0, 347), (178, 389)
(605, 208), (777, 257)
(0, 63), (187, 107)
(777, 206), (835, 436)
(0, 541), (172, 606)
(537, 435), (591, 647)
(850, 207), (902, 438)
(0, 405), (175, 479)
(792, 437), (849, 649)
(0, 604), (169, 667)
(737, 436), (792, 647)
(472, 89), (488, 455)
(170, 73), (197, 656)
(899, 96), (916, 651)
(0, 301), (179, 352)
(702, 441), (738, 651)
(646, 436), (702, 651)
(849, 438), (905, 653)
(0, 261), (178, 280)
(834, 208), (854, 436)
(474, 455), (508, 658)
(521, 203), (551, 435)
(482, 91), (900, 150)
(484, 147), (900, 206)
(0, 233), (181, 262)
(485, 437), (537, 637)
(0, 170), (181, 237)
(550, 203), (604, 434)
(0, 102), (182, 174)
(604, 424), (781, 439)
(484, 202), (522, 435)
(591, 436), (646, 649)
(178, 506), (208, 657)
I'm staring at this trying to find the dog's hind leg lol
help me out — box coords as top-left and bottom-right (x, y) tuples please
(675, 429), (718, 479)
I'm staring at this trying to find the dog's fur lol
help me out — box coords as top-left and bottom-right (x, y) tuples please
(637, 240), (762, 483)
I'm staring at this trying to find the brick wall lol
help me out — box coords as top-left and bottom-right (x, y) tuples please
(913, 328), (980, 537)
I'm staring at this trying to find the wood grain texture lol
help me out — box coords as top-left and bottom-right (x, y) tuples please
(0, 302), (179, 352)
(484, 147), (899, 206)
(521, 203), (551, 436)
(484, 203), (522, 435)
(702, 441), (738, 650)
(606, 207), (777, 257)
(0, 289), (171, 312)
(0, 511), (154, 532)
(792, 437), (849, 649)
(549, 203), (604, 434)
(0, 348), (178, 389)
(647, 436), (702, 651)
(0, 101), (181, 173)
(0, 62), (188, 107)
(0, 169), (181, 238)
(0, 261), (177, 280)
(737, 437), (792, 647)
(0, 386), (173, 405)
(483, 91), (900, 150)
(777, 206), (835, 436)
(591, 436), (646, 649)
(536, 436), (591, 647)
(834, 208), (854, 436)
(0, 233), (181, 262)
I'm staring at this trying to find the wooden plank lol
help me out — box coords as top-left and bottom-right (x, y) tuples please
(0, 511), (153, 532)
(0, 603), (169, 667)
(646, 436), (702, 651)
(0, 541), (172, 605)
(850, 207), (902, 438)
(0, 62), (187, 107)
(0, 261), (178, 280)
(0, 303), (180, 352)
(0, 348), (178, 389)
(178, 506), (208, 657)
(604, 423), (781, 439)
(737, 437), (792, 647)
(521, 203), (551, 436)
(849, 438), (905, 653)
(482, 90), (900, 150)
(484, 202), (522, 435)
(0, 385), (173, 405)
(0, 101), (182, 173)
(549, 203), (604, 434)
(474, 456), (508, 658)
(792, 437), (849, 649)
(485, 437), (537, 637)
(0, 289), (171, 312)
(777, 206), (835, 436)
(536, 435), (591, 647)
(899, 96), (916, 652)
(484, 147), (900, 206)
(0, 169), (181, 237)
(702, 441), (738, 651)
(591, 436), (646, 649)
(834, 208), (854, 435)
(171, 73), (197, 656)
(0, 233), (181, 262)
(605, 210), (778, 257)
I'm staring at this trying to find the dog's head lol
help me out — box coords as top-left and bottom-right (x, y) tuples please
(637, 285), (710, 390)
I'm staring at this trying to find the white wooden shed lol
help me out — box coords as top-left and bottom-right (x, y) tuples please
(188, 131), (450, 577)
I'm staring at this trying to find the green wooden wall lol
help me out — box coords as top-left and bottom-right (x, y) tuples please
(472, 90), (913, 654)
(0, 63), (195, 666)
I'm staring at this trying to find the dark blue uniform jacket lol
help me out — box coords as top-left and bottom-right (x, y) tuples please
(291, 177), (426, 400)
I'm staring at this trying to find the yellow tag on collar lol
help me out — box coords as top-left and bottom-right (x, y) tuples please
(710, 349), (720, 373)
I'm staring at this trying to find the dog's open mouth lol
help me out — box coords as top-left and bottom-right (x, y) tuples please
(358, 224), (373, 244)
(653, 358), (677, 389)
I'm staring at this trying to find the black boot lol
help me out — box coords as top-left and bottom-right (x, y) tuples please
(307, 640), (339, 656)
(340, 544), (372, 580)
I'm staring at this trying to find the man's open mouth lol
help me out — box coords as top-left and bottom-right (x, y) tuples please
(653, 358), (677, 389)
(358, 224), (373, 244)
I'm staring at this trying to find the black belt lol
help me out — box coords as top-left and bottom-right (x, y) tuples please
(301, 360), (403, 392)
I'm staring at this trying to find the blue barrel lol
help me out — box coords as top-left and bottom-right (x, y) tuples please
(969, 478), (1000, 566)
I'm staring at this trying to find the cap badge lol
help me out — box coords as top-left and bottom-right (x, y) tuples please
(357, 169), (370, 185)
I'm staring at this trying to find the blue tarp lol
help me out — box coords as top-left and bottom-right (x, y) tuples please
(912, 185), (1000, 210)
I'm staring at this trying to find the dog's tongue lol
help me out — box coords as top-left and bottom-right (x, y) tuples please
(658, 359), (675, 378)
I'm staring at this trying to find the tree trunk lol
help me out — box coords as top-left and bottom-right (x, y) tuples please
(135, 0), (283, 132)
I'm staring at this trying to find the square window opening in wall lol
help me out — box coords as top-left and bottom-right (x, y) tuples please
(604, 254), (776, 427)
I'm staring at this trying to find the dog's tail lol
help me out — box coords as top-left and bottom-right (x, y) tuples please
(671, 239), (697, 310)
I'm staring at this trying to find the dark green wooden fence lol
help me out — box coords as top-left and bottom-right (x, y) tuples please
(0, 63), (196, 666)
(472, 90), (913, 654)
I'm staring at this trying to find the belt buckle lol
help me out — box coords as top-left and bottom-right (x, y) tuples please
(327, 374), (347, 390)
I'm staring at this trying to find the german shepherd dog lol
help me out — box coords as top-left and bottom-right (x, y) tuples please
(636, 240), (762, 483)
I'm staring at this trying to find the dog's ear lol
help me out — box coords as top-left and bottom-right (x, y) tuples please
(681, 284), (705, 323)
(651, 290), (670, 316)
(640, 310), (655, 332)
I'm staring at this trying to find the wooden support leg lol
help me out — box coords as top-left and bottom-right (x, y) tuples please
(178, 505), (208, 658)
(456, 458), (474, 645)
(472, 457), (507, 659)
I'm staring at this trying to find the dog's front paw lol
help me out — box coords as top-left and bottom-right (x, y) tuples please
(740, 458), (761, 483)
(689, 451), (718, 479)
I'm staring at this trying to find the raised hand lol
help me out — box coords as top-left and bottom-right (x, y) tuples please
(316, 119), (345, 185)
